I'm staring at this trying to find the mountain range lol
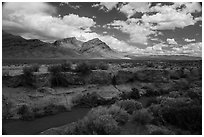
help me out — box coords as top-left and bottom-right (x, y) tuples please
(2, 31), (201, 60)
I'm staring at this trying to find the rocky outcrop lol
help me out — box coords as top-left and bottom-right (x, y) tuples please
(80, 38), (112, 54)
(53, 37), (83, 50)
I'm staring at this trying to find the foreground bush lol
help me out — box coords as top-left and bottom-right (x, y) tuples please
(116, 99), (142, 114)
(160, 97), (202, 134)
(147, 125), (174, 135)
(64, 106), (124, 135)
(106, 105), (129, 125)
(131, 109), (153, 125)
(88, 105), (129, 125)
(65, 114), (120, 135)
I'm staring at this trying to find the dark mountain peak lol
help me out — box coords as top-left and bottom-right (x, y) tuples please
(87, 38), (103, 44)
(80, 38), (112, 54)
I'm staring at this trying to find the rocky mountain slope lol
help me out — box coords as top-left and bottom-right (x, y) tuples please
(53, 37), (83, 50)
(2, 31), (124, 59)
(2, 31), (201, 60)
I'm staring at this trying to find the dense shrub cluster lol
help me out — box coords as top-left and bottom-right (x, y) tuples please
(116, 99), (143, 114)
(48, 63), (72, 73)
(21, 66), (36, 87)
(48, 65), (69, 87)
(17, 105), (34, 120)
(72, 92), (117, 107)
(2, 95), (13, 119)
(119, 88), (140, 100)
(149, 96), (202, 134)
(60, 62), (72, 72)
(131, 109), (153, 125)
(142, 86), (160, 97)
(159, 97), (202, 134)
(65, 105), (129, 134)
(65, 114), (120, 135)
(30, 64), (40, 72)
(75, 62), (92, 75)
(97, 63), (109, 70)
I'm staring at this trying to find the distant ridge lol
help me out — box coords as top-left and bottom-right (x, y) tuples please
(2, 31), (124, 59)
(2, 31), (201, 60)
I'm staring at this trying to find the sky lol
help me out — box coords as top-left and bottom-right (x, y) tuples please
(2, 2), (202, 57)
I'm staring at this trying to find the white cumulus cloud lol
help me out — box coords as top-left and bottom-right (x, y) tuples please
(167, 38), (178, 45)
(184, 38), (196, 42)
(119, 2), (150, 18)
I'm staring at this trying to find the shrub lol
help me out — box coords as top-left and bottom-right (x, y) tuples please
(72, 92), (105, 107)
(61, 62), (72, 72)
(48, 64), (63, 73)
(160, 97), (202, 134)
(21, 66), (36, 87)
(65, 106), (122, 135)
(75, 62), (92, 75)
(2, 95), (13, 119)
(146, 62), (154, 68)
(131, 109), (153, 125)
(17, 105), (34, 120)
(97, 63), (109, 70)
(130, 88), (141, 99)
(119, 88), (141, 100)
(88, 63), (98, 70)
(116, 99), (143, 114)
(48, 65), (69, 87)
(30, 64), (40, 72)
(2, 128), (7, 135)
(91, 114), (120, 134)
(146, 97), (158, 107)
(49, 73), (69, 87)
(149, 128), (174, 135)
(88, 105), (129, 125)
(43, 104), (67, 116)
(65, 114), (120, 135)
(107, 105), (129, 125)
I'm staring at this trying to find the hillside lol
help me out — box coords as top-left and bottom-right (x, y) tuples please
(2, 31), (124, 59)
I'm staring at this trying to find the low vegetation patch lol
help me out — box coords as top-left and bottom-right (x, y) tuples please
(74, 62), (92, 75)
(43, 104), (67, 116)
(2, 95), (13, 119)
(119, 88), (141, 100)
(21, 66), (36, 87)
(131, 109), (153, 125)
(72, 92), (117, 107)
(116, 99), (143, 114)
(64, 105), (128, 134)
(48, 65), (69, 87)
(17, 105), (34, 121)
(159, 97), (202, 134)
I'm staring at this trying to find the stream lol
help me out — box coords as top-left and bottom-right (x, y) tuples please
(3, 107), (91, 135)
